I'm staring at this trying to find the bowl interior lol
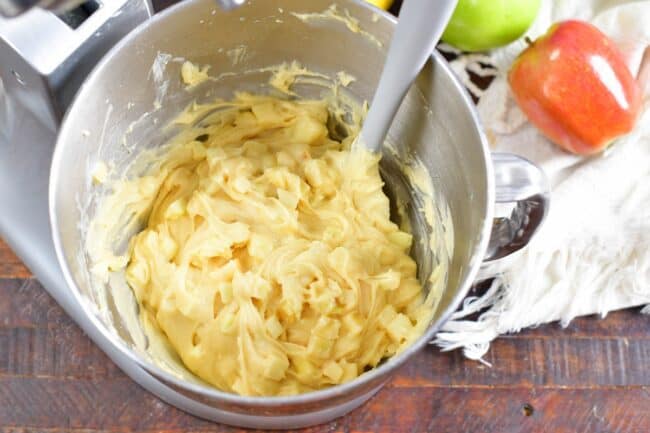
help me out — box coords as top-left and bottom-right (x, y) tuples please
(51, 0), (491, 399)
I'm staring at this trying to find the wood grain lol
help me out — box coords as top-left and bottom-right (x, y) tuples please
(2, 378), (650, 433)
(0, 279), (70, 327)
(3, 307), (649, 388)
(0, 245), (30, 279)
(3, 230), (650, 432)
(0, 325), (122, 380)
(1, 275), (649, 388)
(1, 260), (650, 432)
(2, 267), (648, 337)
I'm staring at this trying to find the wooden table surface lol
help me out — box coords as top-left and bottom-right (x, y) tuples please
(4, 2), (650, 432)
(3, 243), (650, 433)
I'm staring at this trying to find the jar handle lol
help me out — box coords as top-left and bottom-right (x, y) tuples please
(481, 153), (550, 272)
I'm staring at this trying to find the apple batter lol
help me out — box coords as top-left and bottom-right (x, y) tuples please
(97, 91), (432, 396)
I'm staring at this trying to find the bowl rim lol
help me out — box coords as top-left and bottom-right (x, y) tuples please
(49, 0), (495, 407)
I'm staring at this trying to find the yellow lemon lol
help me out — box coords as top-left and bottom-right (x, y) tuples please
(365, 0), (393, 11)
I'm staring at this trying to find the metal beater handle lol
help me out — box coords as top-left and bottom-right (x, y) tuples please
(360, 0), (457, 153)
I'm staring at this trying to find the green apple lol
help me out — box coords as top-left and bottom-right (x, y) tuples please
(442, 0), (541, 52)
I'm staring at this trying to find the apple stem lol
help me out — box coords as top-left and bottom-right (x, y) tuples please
(524, 36), (534, 47)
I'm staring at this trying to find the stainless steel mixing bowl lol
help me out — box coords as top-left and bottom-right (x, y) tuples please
(49, 0), (548, 428)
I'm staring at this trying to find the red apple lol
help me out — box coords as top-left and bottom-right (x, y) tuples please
(508, 20), (642, 155)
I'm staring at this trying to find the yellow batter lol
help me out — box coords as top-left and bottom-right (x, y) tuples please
(109, 92), (431, 396)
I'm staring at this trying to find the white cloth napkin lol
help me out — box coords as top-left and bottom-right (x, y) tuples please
(434, 0), (650, 362)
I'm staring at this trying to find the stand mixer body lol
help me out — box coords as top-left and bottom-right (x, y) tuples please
(0, 0), (243, 16)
